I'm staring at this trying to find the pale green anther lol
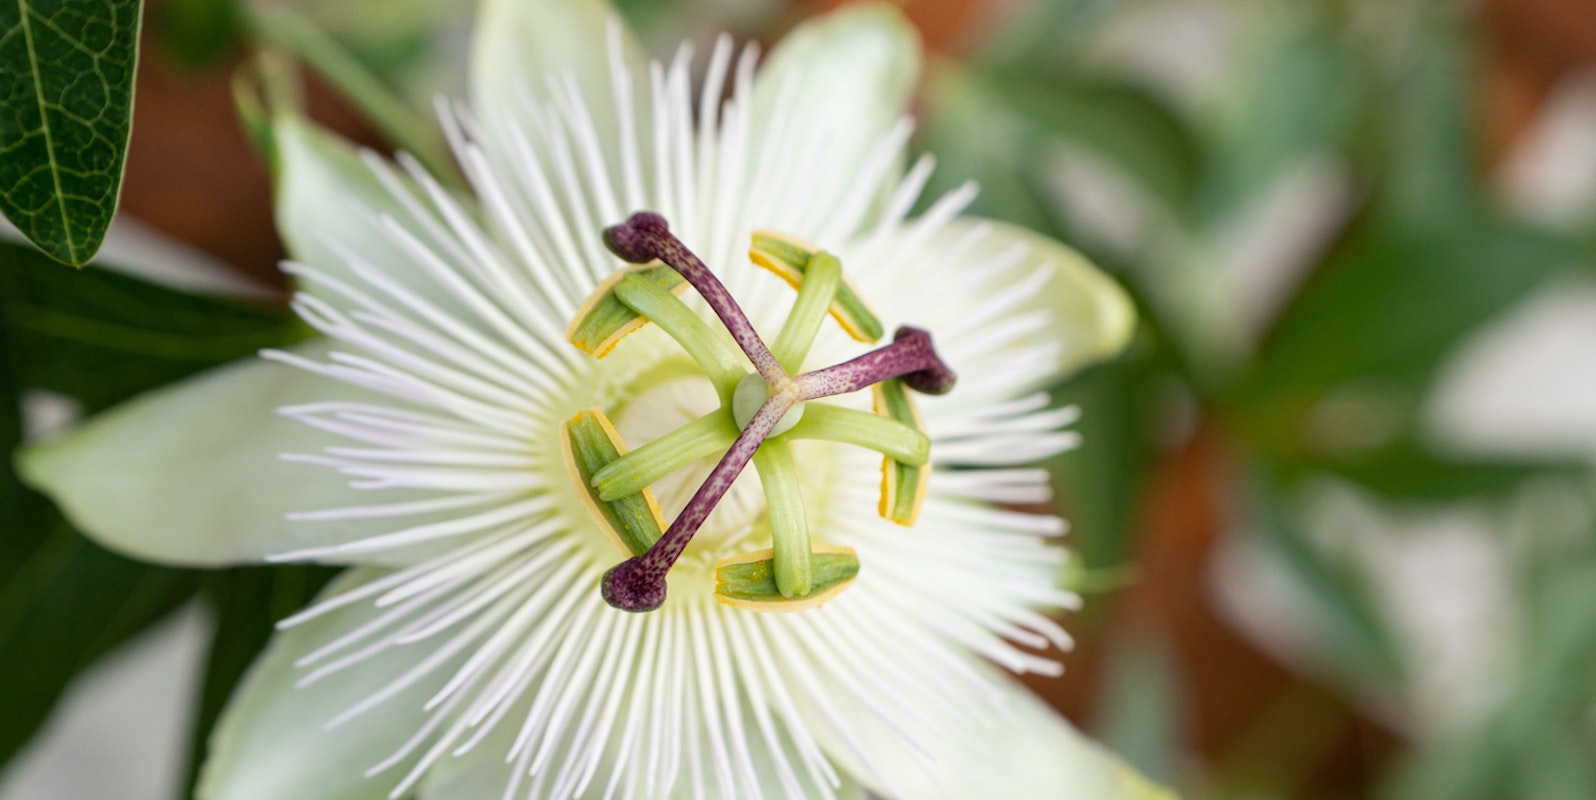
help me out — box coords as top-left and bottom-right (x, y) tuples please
(566, 264), (685, 357)
(753, 440), (811, 598)
(592, 412), (739, 502)
(874, 377), (928, 526)
(770, 252), (842, 371)
(783, 402), (930, 466)
(561, 410), (664, 557)
(613, 274), (745, 394)
(749, 232), (884, 343)
(714, 547), (860, 610)
(733, 374), (805, 436)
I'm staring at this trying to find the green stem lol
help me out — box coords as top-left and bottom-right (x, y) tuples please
(591, 412), (739, 502)
(783, 403), (930, 466)
(770, 252), (841, 371)
(614, 274), (746, 396)
(753, 440), (811, 598)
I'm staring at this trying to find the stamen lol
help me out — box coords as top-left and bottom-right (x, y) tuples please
(604, 212), (787, 384)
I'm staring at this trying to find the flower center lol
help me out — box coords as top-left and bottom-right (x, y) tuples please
(561, 212), (956, 613)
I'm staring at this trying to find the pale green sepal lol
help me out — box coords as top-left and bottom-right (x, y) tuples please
(272, 116), (468, 313)
(747, 4), (920, 239)
(810, 658), (1178, 800)
(17, 342), (436, 568)
(470, 0), (646, 154)
(197, 567), (462, 800)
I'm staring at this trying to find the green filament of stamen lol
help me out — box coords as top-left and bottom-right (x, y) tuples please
(613, 274), (745, 395)
(592, 411), (740, 502)
(752, 440), (811, 598)
(783, 402), (930, 466)
(770, 252), (842, 371)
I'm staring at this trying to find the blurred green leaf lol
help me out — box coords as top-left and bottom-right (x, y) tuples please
(0, 0), (142, 265)
(972, 67), (1203, 208)
(159, 0), (238, 68)
(1239, 210), (1579, 454)
(1093, 634), (1182, 784)
(0, 527), (198, 767)
(1255, 469), (1405, 687)
(0, 242), (296, 413)
(1280, 438), (1585, 505)
(0, 317), (51, 582)
(183, 563), (337, 795)
(1052, 342), (1162, 572)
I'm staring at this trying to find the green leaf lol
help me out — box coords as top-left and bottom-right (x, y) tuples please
(1253, 469), (1405, 688)
(0, 242), (297, 412)
(1279, 438), (1585, 505)
(183, 564), (337, 797)
(158, 0), (238, 69)
(0, 0), (142, 265)
(1238, 210), (1578, 455)
(0, 526), (198, 767)
(0, 323), (53, 586)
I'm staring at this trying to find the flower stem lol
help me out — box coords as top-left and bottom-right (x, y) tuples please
(591, 411), (739, 502)
(770, 252), (841, 371)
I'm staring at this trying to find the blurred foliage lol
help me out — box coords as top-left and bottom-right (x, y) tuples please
(921, 0), (1596, 796)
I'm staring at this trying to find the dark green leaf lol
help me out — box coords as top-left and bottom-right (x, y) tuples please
(183, 563), (337, 796)
(0, 242), (296, 412)
(0, 527), (198, 766)
(0, 311), (52, 582)
(0, 0), (142, 265)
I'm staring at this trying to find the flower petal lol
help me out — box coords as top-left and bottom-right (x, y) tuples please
(742, 4), (921, 246)
(17, 344), (426, 567)
(197, 567), (453, 800)
(470, 0), (646, 147)
(845, 216), (1137, 392)
(817, 660), (1176, 800)
(272, 117), (451, 301)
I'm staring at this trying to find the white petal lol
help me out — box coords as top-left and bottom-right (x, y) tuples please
(848, 216), (1137, 391)
(17, 344), (433, 567)
(470, 0), (646, 151)
(743, 4), (921, 245)
(818, 660), (1175, 800)
(197, 567), (453, 800)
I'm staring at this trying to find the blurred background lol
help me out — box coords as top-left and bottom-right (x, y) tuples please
(4, 0), (1596, 798)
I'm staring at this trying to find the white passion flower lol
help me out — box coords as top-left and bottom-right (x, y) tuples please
(21, 1), (1166, 799)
